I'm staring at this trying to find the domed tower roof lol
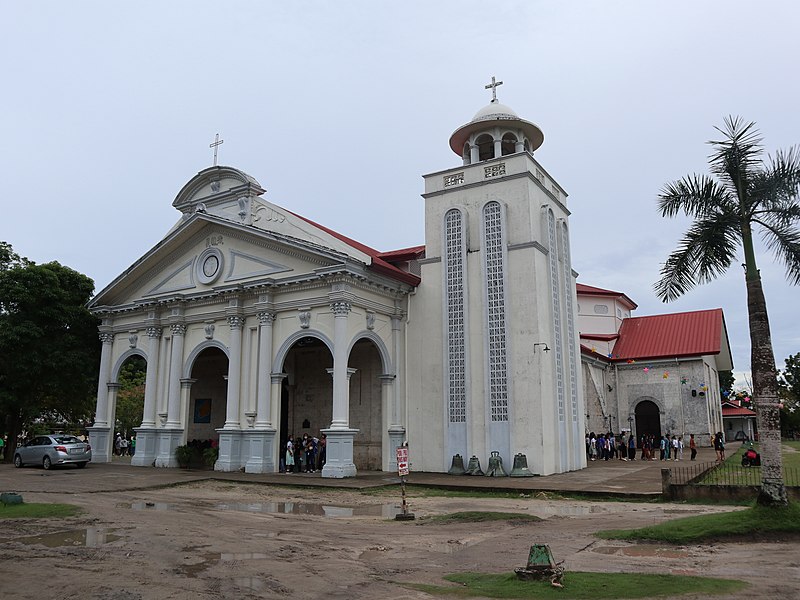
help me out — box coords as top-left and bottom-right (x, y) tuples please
(448, 78), (544, 157)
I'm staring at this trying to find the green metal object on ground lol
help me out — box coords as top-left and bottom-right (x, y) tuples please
(1, 492), (24, 505)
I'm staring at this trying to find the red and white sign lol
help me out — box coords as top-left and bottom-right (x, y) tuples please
(396, 447), (409, 476)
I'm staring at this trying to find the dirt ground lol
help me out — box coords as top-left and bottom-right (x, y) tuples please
(1, 480), (798, 600)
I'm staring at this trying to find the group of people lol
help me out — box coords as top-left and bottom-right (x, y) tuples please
(114, 433), (135, 456)
(284, 432), (326, 473)
(586, 432), (700, 462)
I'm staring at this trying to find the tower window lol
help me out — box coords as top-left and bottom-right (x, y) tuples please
(476, 134), (494, 161)
(501, 133), (517, 156)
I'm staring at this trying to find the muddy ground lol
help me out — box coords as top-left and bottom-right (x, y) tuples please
(1, 480), (798, 600)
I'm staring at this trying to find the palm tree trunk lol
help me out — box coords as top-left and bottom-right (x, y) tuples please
(745, 272), (788, 506)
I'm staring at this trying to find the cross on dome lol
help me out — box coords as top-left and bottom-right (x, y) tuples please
(485, 76), (503, 102)
(209, 133), (224, 166)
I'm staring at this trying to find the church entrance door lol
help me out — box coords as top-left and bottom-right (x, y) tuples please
(187, 347), (228, 447)
(634, 400), (661, 440)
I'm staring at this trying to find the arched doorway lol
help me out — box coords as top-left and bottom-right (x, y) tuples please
(635, 400), (661, 440)
(186, 347), (228, 444)
(112, 354), (146, 457)
(348, 339), (383, 471)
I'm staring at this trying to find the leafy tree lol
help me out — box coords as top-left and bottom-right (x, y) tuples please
(115, 357), (146, 436)
(778, 353), (800, 437)
(655, 117), (800, 506)
(719, 370), (735, 397)
(0, 245), (100, 461)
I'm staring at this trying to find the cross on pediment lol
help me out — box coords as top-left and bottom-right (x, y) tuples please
(209, 133), (224, 166)
(485, 76), (503, 102)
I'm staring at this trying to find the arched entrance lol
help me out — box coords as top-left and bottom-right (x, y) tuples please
(348, 339), (383, 471)
(111, 353), (146, 458)
(186, 347), (228, 444)
(635, 400), (662, 440)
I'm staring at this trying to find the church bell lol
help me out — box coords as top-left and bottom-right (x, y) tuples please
(485, 450), (508, 477)
(448, 454), (466, 475)
(509, 453), (535, 477)
(464, 455), (485, 476)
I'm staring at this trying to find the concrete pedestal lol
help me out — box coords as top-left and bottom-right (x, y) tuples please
(321, 428), (359, 478)
(243, 428), (277, 473)
(87, 426), (112, 463)
(131, 427), (158, 467)
(216, 429), (243, 472)
(154, 429), (184, 468)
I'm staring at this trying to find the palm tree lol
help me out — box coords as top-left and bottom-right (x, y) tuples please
(655, 116), (800, 506)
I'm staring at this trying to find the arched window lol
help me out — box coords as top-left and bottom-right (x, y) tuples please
(501, 132), (517, 156)
(476, 133), (494, 161)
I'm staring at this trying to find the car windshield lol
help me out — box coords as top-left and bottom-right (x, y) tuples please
(53, 436), (82, 444)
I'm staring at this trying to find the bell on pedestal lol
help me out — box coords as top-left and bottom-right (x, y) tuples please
(464, 455), (484, 476)
(509, 452), (535, 477)
(485, 450), (508, 477)
(448, 454), (466, 475)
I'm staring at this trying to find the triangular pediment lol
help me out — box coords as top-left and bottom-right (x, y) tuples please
(89, 214), (353, 309)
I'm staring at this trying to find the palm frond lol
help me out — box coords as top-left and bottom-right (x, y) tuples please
(708, 116), (764, 194)
(755, 217), (800, 286)
(654, 216), (740, 302)
(658, 175), (732, 218)
(752, 146), (800, 212)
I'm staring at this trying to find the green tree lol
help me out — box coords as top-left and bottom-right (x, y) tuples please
(115, 357), (146, 436)
(719, 370), (735, 397)
(778, 353), (800, 437)
(655, 117), (800, 506)
(0, 245), (100, 461)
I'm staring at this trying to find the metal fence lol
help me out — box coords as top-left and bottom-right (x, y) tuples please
(671, 461), (800, 487)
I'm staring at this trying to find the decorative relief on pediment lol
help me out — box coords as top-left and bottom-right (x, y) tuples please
(252, 203), (287, 225)
(204, 322), (215, 340)
(366, 311), (375, 330)
(145, 259), (196, 296)
(298, 310), (311, 329)
(128, 332), (138, 348)
(224, 250), (291, 283)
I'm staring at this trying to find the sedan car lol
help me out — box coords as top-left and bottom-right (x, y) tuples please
(14, 435), (91, 469)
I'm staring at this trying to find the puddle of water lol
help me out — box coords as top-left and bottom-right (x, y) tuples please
(220, 552), (268, 561)
(131, 501), (172, 511)
(594, 545), (689, 558)
(14, 527), (122, 548)
(214, 501), (400, 518)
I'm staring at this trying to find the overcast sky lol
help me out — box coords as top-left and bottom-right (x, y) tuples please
(3, 1), (798, 387)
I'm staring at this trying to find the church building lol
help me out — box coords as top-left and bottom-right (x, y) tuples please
(88, 82), (726, 477)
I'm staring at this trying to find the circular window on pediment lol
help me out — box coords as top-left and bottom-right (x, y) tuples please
(196, 247), (224, 285)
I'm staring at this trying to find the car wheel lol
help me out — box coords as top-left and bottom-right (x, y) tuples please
(14, 454), (23, 468)
(76, 462), (87, 469)
(43, 456), (52, 470)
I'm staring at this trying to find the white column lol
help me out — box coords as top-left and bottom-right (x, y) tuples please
(390, 316), (403, 428)
(94, 332), (114, 426)
(255, 311), (275, 428)
(107, 383), (120, 432)
(165, 323), (186, 428)
(224, 315), (244, 429)
(180, 378), (196, 422)
(141, 326), (162, 427)
(470, 142), (479, 164)
(494, 137), (502, 158)
(329, 302), (351, 428)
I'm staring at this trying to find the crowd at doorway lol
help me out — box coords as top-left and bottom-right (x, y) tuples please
(283, 433), (326, 473)
(586, 432), (700, 462)
(114, 432), (135, 456)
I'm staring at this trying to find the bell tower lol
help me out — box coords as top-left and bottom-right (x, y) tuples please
(408, 79), (586, 475)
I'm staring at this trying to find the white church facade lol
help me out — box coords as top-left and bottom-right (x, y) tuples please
(87, 84), (728, 477)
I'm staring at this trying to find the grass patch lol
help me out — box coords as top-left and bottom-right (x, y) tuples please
(406, 571), (746, 598)
(424, 511), (542, 524)
(597, 501), (800, 543)
(0, 503), (82, 519)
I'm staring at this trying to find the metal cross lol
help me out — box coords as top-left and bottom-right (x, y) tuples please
(485, 76), (503, 102)
(209, 133), (224, 166)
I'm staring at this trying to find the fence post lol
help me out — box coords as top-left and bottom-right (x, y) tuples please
(661, 468), (673, 499)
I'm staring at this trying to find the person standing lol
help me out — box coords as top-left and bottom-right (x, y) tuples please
(285, 435), (295, 474)
(0, 435), (5, 460)
(689, 434), (697, 461)
(672, 435), (680, 461)
(628, 433), (636, 461)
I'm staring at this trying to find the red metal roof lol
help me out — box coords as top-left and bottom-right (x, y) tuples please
(611, 308), (724, 362)
(580, 333), (620, 342)
(286, 212), (421, 286)
(377, 245), (425, 261)
(576, 283), (637, 309)
(722, 404), (756, 417)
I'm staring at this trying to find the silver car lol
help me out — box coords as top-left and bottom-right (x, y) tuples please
(13, 435), (92, 470)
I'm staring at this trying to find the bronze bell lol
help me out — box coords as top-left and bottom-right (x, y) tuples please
(485, 450), (509, 477)
(464, 455), (484, 476)
(509, 452), (535, 477)
(448, 454), (466, 475)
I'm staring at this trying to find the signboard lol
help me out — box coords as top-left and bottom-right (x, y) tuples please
(396, 446), (409, 476)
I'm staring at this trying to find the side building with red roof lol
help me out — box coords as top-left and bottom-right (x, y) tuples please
(577, 284), (731, 445)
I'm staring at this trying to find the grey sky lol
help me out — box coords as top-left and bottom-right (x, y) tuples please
(3, 1), (798, 386)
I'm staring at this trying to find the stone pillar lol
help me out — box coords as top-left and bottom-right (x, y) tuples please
(515, 139), (524, 153)
(223, 315), (244, 429)
(494, 137), (502, 158)
(470, 142), (479, 164)
(330, 301), (351, 429)
(255, 311), (275, 428)
(322, 367), (359, 478)
(141, 326), (162, 427)
(165, 324), (186, 428)
(94, 332), (114, 427)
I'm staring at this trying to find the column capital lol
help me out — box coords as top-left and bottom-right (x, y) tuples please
(326, 367), (358, 380)
(379, 374), (396, 383)
(170, 323), (187, 336)
(257, 311), (276, 325)
(180, 378), (197, 389)
(146, 326), (163, 339)
(99, 331), (114, 344)
(271, 372), (288, 384)
(227, 315), (245, 330)
(330, 301), (351, 317)
(107, 382), (121, 391)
